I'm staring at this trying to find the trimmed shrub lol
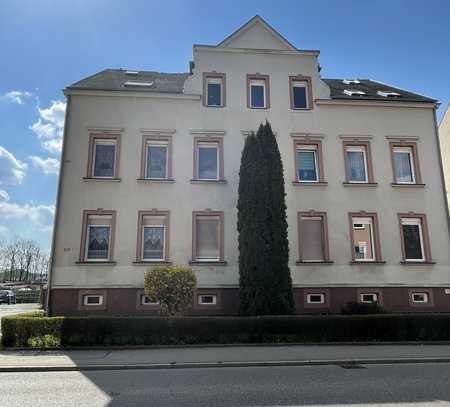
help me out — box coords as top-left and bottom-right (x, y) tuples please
(341, 301), (386, 315)
(3, 313), (450, 348)
(144, 265), (197, 316)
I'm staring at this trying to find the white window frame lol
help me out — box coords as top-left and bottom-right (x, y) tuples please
(197, 142), (219, 181)
(141, 225), (166, 262)
(411, 292), (429, 303)
(401, 218), (425, 262)
(346, 146), (368, 183)
(300, 215), (325, 261)
(195, 216), (221, 262)
(292, 80), (309, 109)
(206, 77), (223, 107)
(360, 293), (378, 304)
(198, 294), (217, 305)
(85, 224), (111, 262)
(92, 139), (117, 178)
(141, 294), (159, 305)
(306, 293), (325, 304)
(145, 140), (169, 180)
(393, 146), (416, 184)
(249, 79), (267, 109)
(83, 294), (103, 306)
(352, 217), (375, 262)
(297, 145), (319, 182)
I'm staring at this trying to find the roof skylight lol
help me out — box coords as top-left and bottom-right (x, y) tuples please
(125, 70), (139, 75)
(124, 81), (153, 87)
(343, 79), (360, 84)
(343, 89), (365, 96)
(377, 90), (401, 97)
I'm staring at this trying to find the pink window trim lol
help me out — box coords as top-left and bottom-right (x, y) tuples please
(135, 210), (170, 262)
(86, 133), (121, 178)
(192, 137), (225, 181)
(203, 72), (226, 107)
(139, 135), (173, 179)
(191, 211), (225, 262)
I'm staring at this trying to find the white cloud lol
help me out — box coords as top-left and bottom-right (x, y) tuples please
(1, 90), (33, 105)
(0, 198), (55, 232)
(29, 156), (60, 175)
(0, 189), (10, 201)
(0, 146), (27, 185)
(30, 100), (66, 154)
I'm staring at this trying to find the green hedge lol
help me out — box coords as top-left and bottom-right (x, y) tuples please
(3, 313), (450, 347)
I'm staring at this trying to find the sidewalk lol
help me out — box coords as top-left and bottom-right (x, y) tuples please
(1, 344), (450, 372)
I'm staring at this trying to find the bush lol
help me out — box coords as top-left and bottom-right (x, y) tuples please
(144, 265), (196, 316)
(341, 301), (386, 315)
(3, 313), (450, 348)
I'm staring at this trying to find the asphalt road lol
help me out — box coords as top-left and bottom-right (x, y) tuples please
(1, 363), (450, 407)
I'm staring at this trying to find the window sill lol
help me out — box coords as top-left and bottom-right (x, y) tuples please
(204, 104), (225, 108)
(400, 261), (436, 265)
(343, 182), (378, 187)
(391, 183), (426, 188)
(133, 261), (172, 265)
(189, 261), (228, 266)
(83, 177), (121, 182)
(349, 261), (386, 265)
(190, 179), (227, 184)
(290, 107), (313, 112)
(292, 181), (328, 186)
(296, 260), (334, 265)
(136, 178), (175, 183)
(75, 261), (117, 265)
(248, 107), (270, 110)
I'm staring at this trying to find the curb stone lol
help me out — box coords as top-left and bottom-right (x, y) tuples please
(1, 357), (450, 373)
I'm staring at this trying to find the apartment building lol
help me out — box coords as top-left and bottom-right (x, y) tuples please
(48, 16), (450, 315)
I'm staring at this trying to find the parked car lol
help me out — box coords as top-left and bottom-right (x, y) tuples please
(0, 290), (16, 304)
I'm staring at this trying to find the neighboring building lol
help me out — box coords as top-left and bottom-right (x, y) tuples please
(48, 16), (450, 316)
(439, 104), (450, 206)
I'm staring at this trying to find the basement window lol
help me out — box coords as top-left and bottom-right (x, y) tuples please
(306, 293), (325, 304)
(198, 294), (217, 305)
(411, 292), (429, 303)
(360, 293), (378, 303)
(83, 294), (103, 306)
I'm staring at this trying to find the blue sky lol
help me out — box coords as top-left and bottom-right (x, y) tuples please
(1, 0), (449, 252)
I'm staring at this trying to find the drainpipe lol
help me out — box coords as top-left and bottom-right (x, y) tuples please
(432, 104), (450, 238)
(45, 94), (71, 316)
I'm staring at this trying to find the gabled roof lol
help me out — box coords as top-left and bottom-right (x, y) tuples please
(217, 15), (298, 51)
(67, 69), (189, 93)
(323, 79), (436, 103)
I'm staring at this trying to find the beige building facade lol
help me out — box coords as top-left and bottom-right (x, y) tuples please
(48, 16), (450, 315)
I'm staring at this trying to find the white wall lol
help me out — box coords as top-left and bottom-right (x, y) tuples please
(52, 45), (450, 289)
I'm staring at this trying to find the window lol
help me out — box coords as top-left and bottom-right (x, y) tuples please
(198, 294), (217, 305)
(346, 146), (368, 182)
(399, 215), (431, 262)
(136, 211), (169, 262)
(140, 135), (172, 181)
(360, 293), (378, 303)
(290, 76), (312, 110)
(411, 292), (429, 303)
(146, 140), (168, 179)
(296, 145), (318, 182)
(141, 294), (159, 305)
(349, 213), (382, 262)
(298, 212), (330, 262)
(83, 295), (103, 306)
(203, 73), (226, 107)
(80, 210), (116, 262)
(247, 74), (270, 109)
(306, 293), (325, 304)
(193, 138), (224, 181)
(88, 135), (120, 178)
(192, 212), (224, 262)
(390, 142), (422, 185)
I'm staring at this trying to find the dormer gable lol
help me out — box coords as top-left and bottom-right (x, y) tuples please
(217, 15), (297, 51)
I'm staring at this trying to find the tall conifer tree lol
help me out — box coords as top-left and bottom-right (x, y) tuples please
(238, 122), (294, 315)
